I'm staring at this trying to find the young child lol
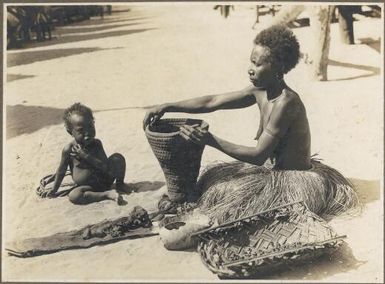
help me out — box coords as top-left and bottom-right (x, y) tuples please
(42, 103), (126, 205)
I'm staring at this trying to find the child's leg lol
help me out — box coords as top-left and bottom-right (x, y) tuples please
(107, 153), (126, 190)
(68, 185), (121, 205)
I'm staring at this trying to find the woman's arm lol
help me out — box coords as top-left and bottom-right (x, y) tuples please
(143, 86), (257, 129)
(164, 87), (257, 113)
(207, 133), (278, 166)
(180, 97), (298, 165)
(180, 125), (278, 166)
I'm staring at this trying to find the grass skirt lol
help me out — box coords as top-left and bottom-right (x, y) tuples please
(197, 160), (359, 223)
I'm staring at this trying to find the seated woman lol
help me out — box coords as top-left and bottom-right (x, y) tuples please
(143, 25), (358, 223)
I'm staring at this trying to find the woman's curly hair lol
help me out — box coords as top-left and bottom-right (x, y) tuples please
(63, 102), (94, 132)
(254, 25), (300, 75)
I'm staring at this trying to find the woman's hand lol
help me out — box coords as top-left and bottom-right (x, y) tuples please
(179, 124), (213, 146)
(143, 105), (166, 130)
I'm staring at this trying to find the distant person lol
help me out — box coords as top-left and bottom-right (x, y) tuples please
(35, 6), (52, 41)
(143, 25), (358, 222)
(337, 5), (361, 44)
(213, 5), (234, 18)
(42, 103), (126, 205)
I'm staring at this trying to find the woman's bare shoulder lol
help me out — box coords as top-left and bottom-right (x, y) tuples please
(241, 85), (265, 103)
(279, 88), (302, 104)
(274, 88), (304, 117)
(284, 87), (301, 100)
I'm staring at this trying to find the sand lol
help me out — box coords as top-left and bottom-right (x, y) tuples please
(2, 4), (383, 282)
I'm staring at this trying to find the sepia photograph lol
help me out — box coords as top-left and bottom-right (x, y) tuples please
(2, 2), (384, 282)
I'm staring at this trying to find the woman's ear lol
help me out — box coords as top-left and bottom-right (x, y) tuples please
(271, 63), (282, 78)
(276, 72), (284, 80)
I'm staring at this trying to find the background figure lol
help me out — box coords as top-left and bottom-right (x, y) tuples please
(337, 5), (361, 44)
(34, 6), (52, 41)
(213, 5), (234, 19)
(7, 8), (21, 48)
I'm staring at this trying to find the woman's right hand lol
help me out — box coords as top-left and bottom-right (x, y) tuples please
(143, 104), (166, 130)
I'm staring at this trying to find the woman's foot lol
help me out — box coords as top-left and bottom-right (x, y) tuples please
(158, 194), (177, 214)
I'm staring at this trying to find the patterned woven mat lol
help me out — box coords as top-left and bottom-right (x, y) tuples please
(194, 201), (345, 278)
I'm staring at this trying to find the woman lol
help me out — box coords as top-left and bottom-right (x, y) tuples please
(143, 25), (358, 223)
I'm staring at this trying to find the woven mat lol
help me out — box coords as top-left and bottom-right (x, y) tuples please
(36, 172), (77, 198)
(194, 201), (345, 278)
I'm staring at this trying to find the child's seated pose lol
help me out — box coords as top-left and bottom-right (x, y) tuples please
(43, 103), (126, 205)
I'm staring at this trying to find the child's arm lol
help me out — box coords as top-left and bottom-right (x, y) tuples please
(72, 140), (111, 175)
(143, 86), (258, 129)
(42, 145), (71, 197)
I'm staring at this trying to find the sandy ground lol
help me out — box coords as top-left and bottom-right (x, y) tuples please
(2, 4), (383, 282)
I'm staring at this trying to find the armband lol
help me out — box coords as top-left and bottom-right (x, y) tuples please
(264, 128), (281, 139)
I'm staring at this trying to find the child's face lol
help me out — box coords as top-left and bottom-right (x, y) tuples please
(248, 45), (277, 88)
(69, 113), (96, 146)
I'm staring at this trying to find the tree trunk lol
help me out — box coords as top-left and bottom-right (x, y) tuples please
(308, 5), (333, 81)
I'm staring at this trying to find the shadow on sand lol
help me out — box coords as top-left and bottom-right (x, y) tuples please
(328, 59), (380, 81)
(7, 74), (36, 83)
(47, 28), (154, 47)
(60, 16), (147, 27)
(7, 14), (154, 81)
(7, 47), (122, 68)
(115, 181), (165, 194)
(6, 105), (147, 139)
(358, 37), (381, 53)
(349, 178), (381, 205)
(6, 104), (65, 139)
(11, 20), (153, 50)
(57, 22), (141, 35)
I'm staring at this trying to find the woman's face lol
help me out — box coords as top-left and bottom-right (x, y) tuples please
(248, 45), (278, 88)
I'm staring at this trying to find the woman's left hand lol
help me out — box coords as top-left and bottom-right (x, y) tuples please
(179, 124), (213, 146)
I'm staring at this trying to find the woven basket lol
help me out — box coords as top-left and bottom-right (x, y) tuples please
(145, 118), (208, 202)
(193, 201), (345, 278)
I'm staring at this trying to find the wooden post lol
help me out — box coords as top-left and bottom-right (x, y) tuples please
(308, 5), (333, 81)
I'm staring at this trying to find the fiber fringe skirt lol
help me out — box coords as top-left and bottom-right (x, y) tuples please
(197, 159), (359, 223)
